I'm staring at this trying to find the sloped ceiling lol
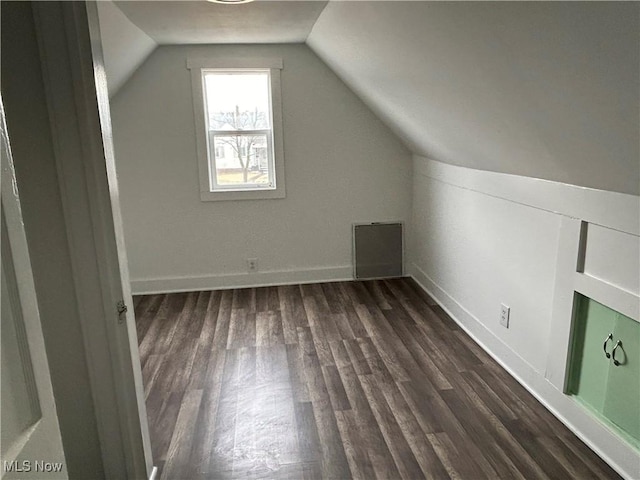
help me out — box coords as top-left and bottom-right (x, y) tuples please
(96, 1), (156, 97)
(308, 2), (640, 195)
(113, 1), (328, 44)
(97, 0), (327, 96)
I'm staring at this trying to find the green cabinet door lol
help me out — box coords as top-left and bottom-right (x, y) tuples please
(603, 312), (640, 443)
(569, 296), (616, 412)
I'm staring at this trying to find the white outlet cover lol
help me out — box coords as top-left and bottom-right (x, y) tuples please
(247, 258), (258, 272)
(500, 304), (510, 328)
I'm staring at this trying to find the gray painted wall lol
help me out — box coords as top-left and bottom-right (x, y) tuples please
(111, 44), (412, 289)
(308, 2), (640, 195)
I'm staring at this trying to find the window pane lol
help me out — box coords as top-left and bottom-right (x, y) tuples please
(205, 72), (271, 131)
(211, 133), (272, 187)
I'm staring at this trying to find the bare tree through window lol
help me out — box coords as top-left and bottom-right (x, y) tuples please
(211, 105), (268, 184)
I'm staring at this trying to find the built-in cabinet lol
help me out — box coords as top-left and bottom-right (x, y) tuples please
(568, 294), (640, 448)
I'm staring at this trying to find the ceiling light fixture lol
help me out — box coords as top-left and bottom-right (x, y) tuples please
(206, 0), (255, 4)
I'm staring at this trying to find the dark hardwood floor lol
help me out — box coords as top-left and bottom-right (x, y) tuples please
(134, 278), (620, 480)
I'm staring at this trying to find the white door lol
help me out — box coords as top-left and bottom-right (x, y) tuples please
(15, 3), (154, 477)
(0, 98), (67, 479)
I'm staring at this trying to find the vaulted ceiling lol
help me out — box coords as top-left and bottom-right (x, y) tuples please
(307, 2), (639, 195)
(98, 0), (640, 195)
(114, 1), (328, 44)
(98, 1), (327, 96)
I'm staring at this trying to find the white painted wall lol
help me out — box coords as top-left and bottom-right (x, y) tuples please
(111, 44), (412, 293)
(412, 164), (561, 373)
(308, 2), (640, 195)
(409, 156), (640, 478)
(96, 0), (156, 98)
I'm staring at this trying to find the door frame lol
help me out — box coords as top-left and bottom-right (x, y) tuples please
(30, 2), (153, 478)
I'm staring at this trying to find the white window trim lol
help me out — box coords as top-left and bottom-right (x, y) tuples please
(188, 58), (286, 201)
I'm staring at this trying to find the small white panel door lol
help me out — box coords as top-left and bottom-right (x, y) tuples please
(0, 98), (67, 479)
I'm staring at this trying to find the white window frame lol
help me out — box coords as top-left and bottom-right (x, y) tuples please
(188, 58), (286, 201)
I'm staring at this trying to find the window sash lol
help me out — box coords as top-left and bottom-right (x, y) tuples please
(211, 129), (271, 136)
(208, 131), (275, 191)
(202, 70), (275, 192)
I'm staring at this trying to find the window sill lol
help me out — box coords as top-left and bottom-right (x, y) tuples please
(200, 188), (286, 202)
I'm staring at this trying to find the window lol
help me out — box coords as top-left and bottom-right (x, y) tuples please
(188, 58), (285, 201)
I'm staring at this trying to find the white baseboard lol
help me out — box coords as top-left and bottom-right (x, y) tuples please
(408, 262), (639, 480)
(130, 265), (353, 295)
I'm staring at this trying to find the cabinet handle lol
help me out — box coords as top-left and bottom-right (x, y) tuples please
(612, 340), (623, 366)
(603, 333), (613, 358)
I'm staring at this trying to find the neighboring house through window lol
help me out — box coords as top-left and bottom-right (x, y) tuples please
(188, 58), (286, 201)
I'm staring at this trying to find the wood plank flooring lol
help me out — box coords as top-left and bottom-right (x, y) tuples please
(134, 278), (620, 480)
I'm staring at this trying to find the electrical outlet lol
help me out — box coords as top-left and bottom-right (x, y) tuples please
(247, 258), (258, 273)
(500, 304), (510, 328)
